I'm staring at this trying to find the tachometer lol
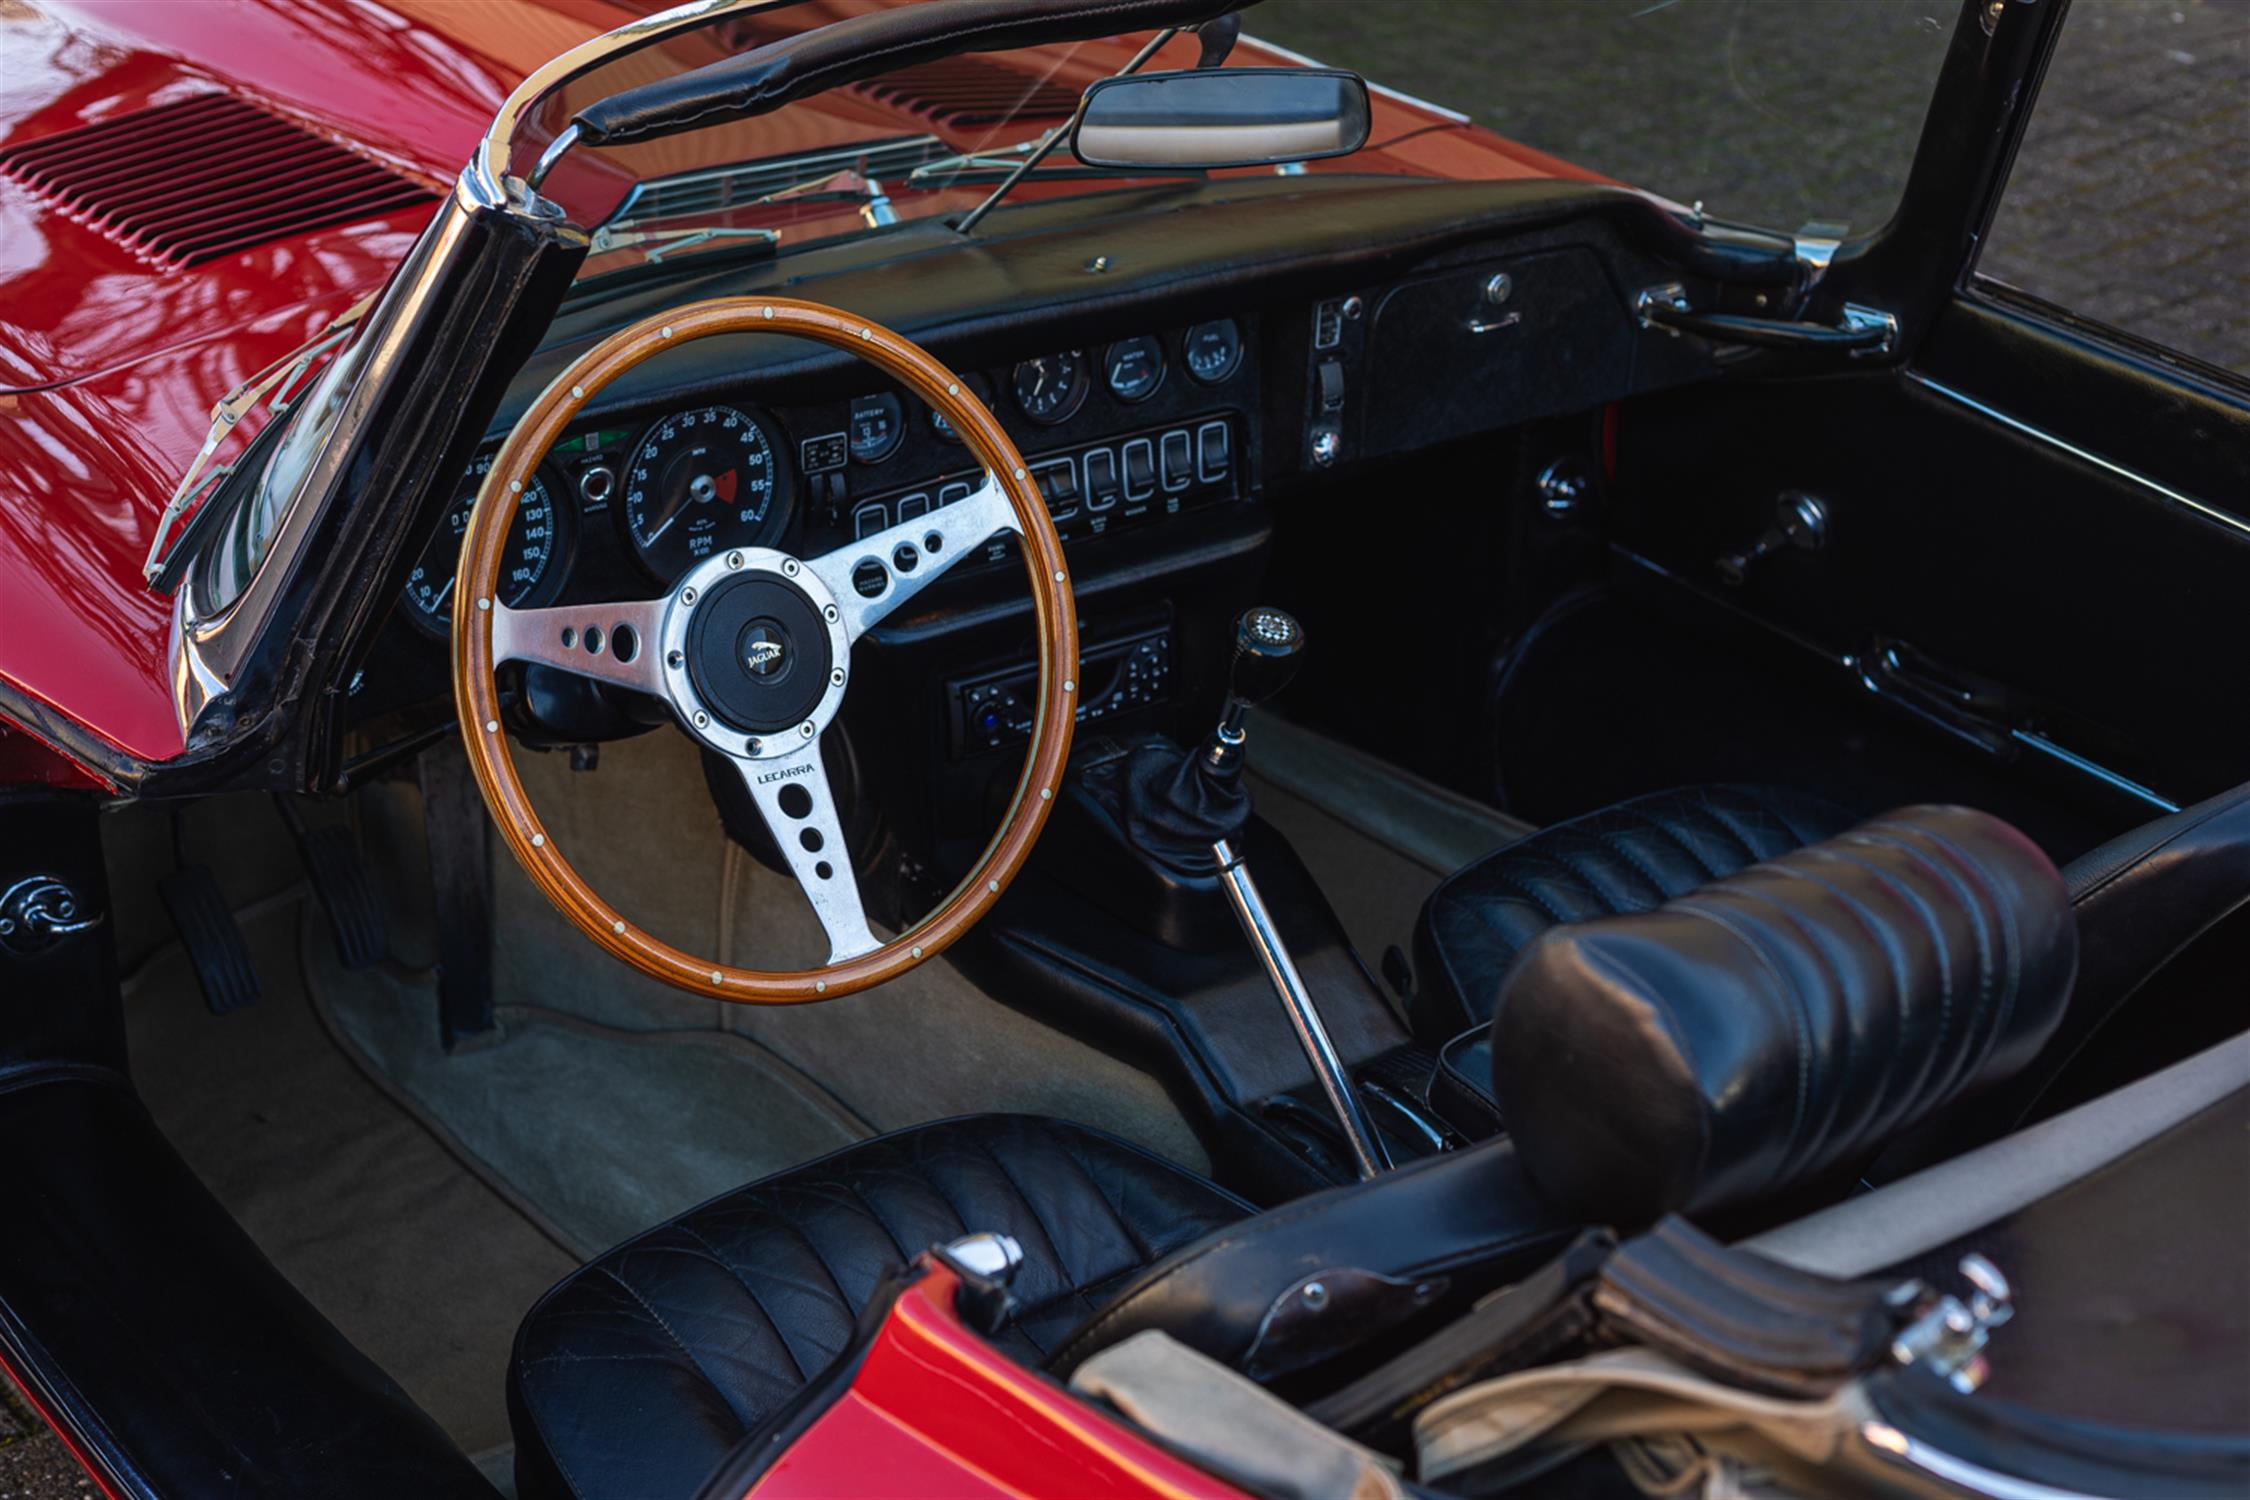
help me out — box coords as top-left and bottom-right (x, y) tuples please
(621, 405), (788, 579)
(402, 454), (567, 636)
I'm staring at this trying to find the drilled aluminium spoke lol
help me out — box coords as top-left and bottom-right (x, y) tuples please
(727, 738), (879, 963)
(803, 474), (1021, 643)
(489, 596), (668, 697)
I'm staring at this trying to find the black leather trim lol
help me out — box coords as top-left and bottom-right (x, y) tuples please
(0, 1066), (492, 1500)
(1431, 1025), (1502, 1140)
(508, 1113), (1249, 1500)
(1410, 784), (1855, 1041)
(1491, 805), (2077, 1225)
(573, 0), (1249, 146)
(1043, 1136), (1571, 1380)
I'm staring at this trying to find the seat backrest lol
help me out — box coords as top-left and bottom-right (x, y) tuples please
(1492, 804), (2076, 1223)
(1050, 806), (2075, 1382)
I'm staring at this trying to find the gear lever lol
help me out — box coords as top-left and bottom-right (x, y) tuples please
(1203, 607), (1390, 1180)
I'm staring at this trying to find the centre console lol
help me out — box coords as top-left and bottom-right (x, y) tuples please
(947, 609), (1480, 1205)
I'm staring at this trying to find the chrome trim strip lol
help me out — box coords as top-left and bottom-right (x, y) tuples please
(1859, 1423), (2107, 1500)
(2010, 729), (2178, 814)
(1907, 373), (2250, 541)
(1612, 549), (2181, 817)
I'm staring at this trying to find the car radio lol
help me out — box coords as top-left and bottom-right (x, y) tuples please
(947, 626), (1173, 755)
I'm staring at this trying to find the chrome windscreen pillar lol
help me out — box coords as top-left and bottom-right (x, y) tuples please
(1213, 837), (1389, 1180)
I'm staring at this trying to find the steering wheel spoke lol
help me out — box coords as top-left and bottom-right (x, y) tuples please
(805, 473), (1021, 643)
(490, 597), (669, 697)
(728, 740), (880, 964)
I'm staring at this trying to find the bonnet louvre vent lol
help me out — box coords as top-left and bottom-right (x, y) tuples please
(849, 56), (1080, 129)
(0, 93), (435, 268)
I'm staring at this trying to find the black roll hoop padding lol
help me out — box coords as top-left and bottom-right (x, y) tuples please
(571, 0), (1256, 149)
(1490, 804), (2079, 1227)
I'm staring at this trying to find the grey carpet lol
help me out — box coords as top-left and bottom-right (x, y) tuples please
(122, 891), (575, 1457)
(307, 924), (870, 1256)
(356, 735), (1211, 1174)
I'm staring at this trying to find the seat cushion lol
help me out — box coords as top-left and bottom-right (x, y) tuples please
(1409, 784), (1854, 1040)
(507, 1113), (1252, 1500)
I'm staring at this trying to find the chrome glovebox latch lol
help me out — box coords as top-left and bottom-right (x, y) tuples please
(1888, 1253), (2015, 1394)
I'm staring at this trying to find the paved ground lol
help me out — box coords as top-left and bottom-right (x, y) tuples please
(0, 1390), (92, 1500)
(1255, 0), (2248, 375)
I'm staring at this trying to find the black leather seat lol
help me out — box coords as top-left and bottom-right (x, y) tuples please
(510, 803), (2082, 1500)
(507, 1114), (1251, 1500)
(1409, 783), (1854, 1041)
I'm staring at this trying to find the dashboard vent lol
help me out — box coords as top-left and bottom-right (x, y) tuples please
(609, 135), (946, 225)
(0, 93), (435, 268)
(850, 56), (1079, 129)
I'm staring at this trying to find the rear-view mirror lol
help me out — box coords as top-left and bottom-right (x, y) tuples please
(1072, 67), (1372, 172)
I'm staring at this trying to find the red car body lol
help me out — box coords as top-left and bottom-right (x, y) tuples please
(0, 0), (1594, 794)
(0, 2), (1596, 1489)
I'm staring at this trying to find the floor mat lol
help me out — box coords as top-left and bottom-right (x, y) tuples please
(331, 733), (1210, 1266)
(123, 890), (575, 1459)
(306, 919), (869, 1257)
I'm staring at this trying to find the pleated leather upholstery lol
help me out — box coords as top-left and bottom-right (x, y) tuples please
(1411, 784), (1853, 1040)
(508, 1114), (1250, 1500)
(1491, 805), (2078, 1225)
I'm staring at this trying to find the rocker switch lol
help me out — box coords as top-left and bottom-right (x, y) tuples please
(1122, 438), (1156, 501)
(1083, 447), (1121, 510)
(1159, 430), (1192, 492)
(1196, 421), (1230, 483)
(1316, 358), (1346, 412)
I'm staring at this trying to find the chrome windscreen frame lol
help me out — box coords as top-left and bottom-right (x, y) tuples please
(167, 0), (802, 745)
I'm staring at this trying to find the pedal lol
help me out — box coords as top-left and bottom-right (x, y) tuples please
(276, 797), (387, 970)
(158, 865), (259, 1013)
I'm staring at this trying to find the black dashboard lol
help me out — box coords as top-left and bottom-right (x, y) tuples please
(350, 173), (1770, 851)
(396, 315), (1261, 643)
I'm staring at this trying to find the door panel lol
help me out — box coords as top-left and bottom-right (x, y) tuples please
(1607, 295), (2250, 816)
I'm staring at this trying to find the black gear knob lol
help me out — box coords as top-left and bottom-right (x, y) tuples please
(1205, 607), (1304, 771)
(1228, 606), (1306, 708)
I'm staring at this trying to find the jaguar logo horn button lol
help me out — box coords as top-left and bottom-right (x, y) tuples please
(742, 623), (787, 677)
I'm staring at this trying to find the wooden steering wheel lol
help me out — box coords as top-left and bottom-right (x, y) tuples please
(452, 298), (1077, 1003)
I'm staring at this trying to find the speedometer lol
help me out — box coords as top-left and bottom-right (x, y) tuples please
(402, 454), (567, 636)
(621, 405), (789, 580)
